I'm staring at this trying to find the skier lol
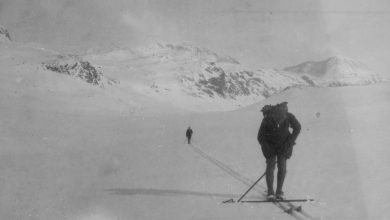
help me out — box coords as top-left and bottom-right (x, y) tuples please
(257, 102), (301, 200)
(186, 126), (193, 144)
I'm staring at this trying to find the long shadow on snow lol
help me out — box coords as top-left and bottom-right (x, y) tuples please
(105, 144), (264, 200)
(105, 188), (257, 199)
(189, 144), (265, 194)
(188, 145), (314, 219)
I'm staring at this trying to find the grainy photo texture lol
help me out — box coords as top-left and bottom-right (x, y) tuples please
(0, 0), (389, 219)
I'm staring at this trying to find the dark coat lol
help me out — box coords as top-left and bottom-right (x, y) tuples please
(257, 112), (301, 159)
(186, 128), (193, 138)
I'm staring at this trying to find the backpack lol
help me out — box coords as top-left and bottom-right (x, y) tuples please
(261, 102), (288, 122)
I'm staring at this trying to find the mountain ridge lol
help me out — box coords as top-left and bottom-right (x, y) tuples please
(0, 39), (384, 112)
(283, 55), (382, 86)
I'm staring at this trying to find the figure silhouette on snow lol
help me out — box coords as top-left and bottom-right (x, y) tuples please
(186, 126), (193, 144)
(257, 102), (301, 200)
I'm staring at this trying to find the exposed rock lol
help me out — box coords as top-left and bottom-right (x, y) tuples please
(0, 26), (12, 42)
(179, 62), (307, 99)
(43, 55), (103, 86)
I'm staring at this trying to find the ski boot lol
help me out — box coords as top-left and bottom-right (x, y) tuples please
(266, 191), (276, 201)
(275, 191), (285, 200)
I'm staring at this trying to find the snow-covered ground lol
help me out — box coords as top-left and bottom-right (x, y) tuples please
(1, 41), (390, 220)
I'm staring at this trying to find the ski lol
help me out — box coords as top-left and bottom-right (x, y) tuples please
(241, 198), (314, 203)
(222, 198), (235, 203)
(218, 167), (315, 218)
(271, 200), (305, 217)
(272, 201), (305, 219)
(285, 202), (317, 220)
(285, 205), (302, 214)
(222, 195), (311, 219)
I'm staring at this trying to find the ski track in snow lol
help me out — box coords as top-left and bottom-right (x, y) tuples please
(189, 144), (319, 220)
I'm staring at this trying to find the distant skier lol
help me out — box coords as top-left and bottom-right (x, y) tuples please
(186, 126), (193, 144)
(257, 102), (301, 200)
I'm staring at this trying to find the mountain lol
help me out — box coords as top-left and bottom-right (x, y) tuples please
(87, 43), (310, 111)
(283, 56), (383, 86)
(0, 40), (385, 112)
(0, 26), (108, 88)
(42, 55), (104, 86)
(87, 43), (384, 111)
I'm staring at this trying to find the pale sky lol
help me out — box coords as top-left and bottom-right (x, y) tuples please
(1, 0), (390, 74)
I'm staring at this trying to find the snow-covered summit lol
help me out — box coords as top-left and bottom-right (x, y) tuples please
(283, 56), (382, 86)
(133, 42), (240, 65)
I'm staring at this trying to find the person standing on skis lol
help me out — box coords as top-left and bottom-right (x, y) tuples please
(257, 102), (301, 200)
(186, 126), (193, 144)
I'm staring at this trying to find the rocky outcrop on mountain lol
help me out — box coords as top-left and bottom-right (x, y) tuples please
(43, 55), (103, 86)
(0, 26), (12, 42)
(178, 62), (307, 99)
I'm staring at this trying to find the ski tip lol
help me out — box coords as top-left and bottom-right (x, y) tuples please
(285, 208), (294, 214)
(284, 206), (302, 214)
(222, 199), (235, 203)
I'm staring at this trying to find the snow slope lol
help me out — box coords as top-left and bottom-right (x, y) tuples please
(284, 56), (383, 86)
(1, 45), (390, 220)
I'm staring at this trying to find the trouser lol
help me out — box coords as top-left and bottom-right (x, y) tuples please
(187, 136), (191, 144)
(266, 155), (287, 194)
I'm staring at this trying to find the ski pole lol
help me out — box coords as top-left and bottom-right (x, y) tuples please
(237, 159), (277, 202)
(237, 172), (266, 202)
